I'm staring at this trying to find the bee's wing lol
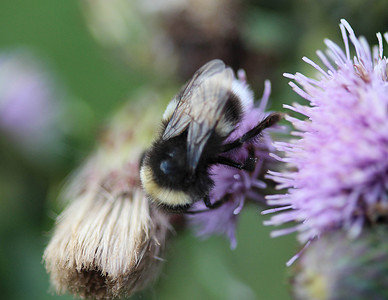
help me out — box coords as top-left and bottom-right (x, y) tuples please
(162, 59), (229, 140)
(186, 70), (234, 171)
(162, 59), (234, 172)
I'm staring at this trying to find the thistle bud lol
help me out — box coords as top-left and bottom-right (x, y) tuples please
(292, 226), (388, 300)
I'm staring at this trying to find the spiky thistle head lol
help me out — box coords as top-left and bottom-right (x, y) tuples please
(264, 19), (388, 243)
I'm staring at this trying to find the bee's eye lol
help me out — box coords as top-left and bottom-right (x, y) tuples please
(160, 159), (175, 175)
(167, 150), (177, 158)
(159, 147), (185, 176)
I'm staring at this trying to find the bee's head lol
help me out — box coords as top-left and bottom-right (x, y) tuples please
(140, 137), (199, 209)
(150, 136), (189, 183)
(158, 148), (187, 180)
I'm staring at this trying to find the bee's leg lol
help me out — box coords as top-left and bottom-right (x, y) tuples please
(220, 113), (282, 153)
(185, 196), (229, 214)
(214, 146), (257, 172)
(203, 195), (229, 209)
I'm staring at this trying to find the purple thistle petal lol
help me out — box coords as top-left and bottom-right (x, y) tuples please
(265, 19), (388, 244)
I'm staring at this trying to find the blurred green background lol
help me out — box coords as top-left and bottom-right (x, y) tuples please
(1, 0), (387, 299)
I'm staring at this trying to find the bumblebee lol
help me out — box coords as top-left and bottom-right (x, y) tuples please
(140, 60), (280, 213)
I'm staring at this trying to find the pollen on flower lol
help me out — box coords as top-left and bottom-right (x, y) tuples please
(263, 19), (388, 244)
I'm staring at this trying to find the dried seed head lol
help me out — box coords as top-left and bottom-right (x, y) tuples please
(43, 97), (172, 299)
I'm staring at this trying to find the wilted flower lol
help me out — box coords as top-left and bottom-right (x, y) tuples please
(81, 0), (269, 83)
(188, 78), (277, 249)
(0, 50), (64, 158)
(81, 0), (241, 78)
(43, 98), (172, 299)
(264, 20), (388, 243)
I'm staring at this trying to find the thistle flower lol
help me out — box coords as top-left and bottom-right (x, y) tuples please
(43, 98), (172, 299)
(188, 78), (277, 249)
(292, 227), (388, 300)
(0, 50), (64, 158)
(264, 19), (388, 243)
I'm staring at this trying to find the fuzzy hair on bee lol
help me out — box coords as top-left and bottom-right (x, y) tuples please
(140, 59), (281, 213)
